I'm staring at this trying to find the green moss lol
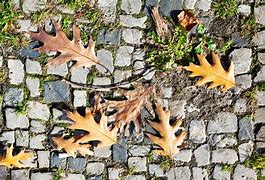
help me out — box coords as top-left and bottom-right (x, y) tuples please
(0, 68), (8, 84)
(159, 156), (174, 171)
(244, 155), (265, 170)
(221, 164), (234, 172)
(212, 0), (238, 19)
(53, 168), (64, 180)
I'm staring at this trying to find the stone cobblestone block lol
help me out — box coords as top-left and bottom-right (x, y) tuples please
(234, 98), (247, 113)
(11, 169), (29, 180)
(194, 144), (210, 166)
(31, 172), (53, 180)
(94, 146), (112, 158)
(44, 81), (71, 104)
(212, 149), (238, 164)
(166, 167), (191, 180)
(255, 6), (265, 25)
(257, 126), (265, 141)
(213, 165), (231, 180)
(115, 46), (134, 67)
(93, 77), (111, 86)
(121, 0), (141, 14)
(26, 77), (40, 97)
(239, 141), (254, 163)
(73, 90), (87, 107)
(30, 120), (46, 133)
(196, 0), (212, 11)
(160, 0), (183, 16)
(26, 59), (42, 74)
(15, 130), (29, 147)
(128, 157), (147, 172)
(68, 157), (86, 172)
(174, 149), (192, 162)
(30, 134), (46, 149)
(258, 52), (265, 64)
(216, 137), (237, 148)
(98, 0), (117, 23)
(235, 74), (252, 92)
(37, 151), (50, 168)
(129, 145), (150, 156)
(8, 59), (24, 85)
(254, 66), (265, 82)
(0, 167), (8, 179)
(233, 164), (257, 180)
(0, 131), (15, 144)
(125, 175), (146, 180)
(208, 112), (237, 134)
(252, 31), (265, 48)
(239, 4), (251, 16)
(122, 29), (143, 44)
(229, 48), (252, 75)
(120, 15), (147, 28)
(192, 167), (208, 180)
(114, 70), (132, 87)
(65, 174), (85, 180)
(4, 87), (24, 107)
(97, 29), (121, 45)
(149, 164), (164, 177)
(257, 91), (265, 106)
(254, 108), (265, 124)
(96, 49), (114, 74)
(189, 119), (206, 143)
(5, 108), (29, 129)
(47, 63), (68, 77)
(51, 152), (67, 169)
(70, 67), (90, 87)
(239, 117), (254, 141)
(28, 101), (50, 121)
(86, 162), (105, 175)
(108, 168), (123, 180)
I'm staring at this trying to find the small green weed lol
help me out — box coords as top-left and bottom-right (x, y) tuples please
(222, 164), (234, 172)
(240, 16), (257, 39)
(0, 68), (8, 84)
(159, 156), (174, 171)
(212, 0), (238, 18)
(53, 168), (64, 180)
(146, 151), (155, 163)
(244, 155), (265, 170)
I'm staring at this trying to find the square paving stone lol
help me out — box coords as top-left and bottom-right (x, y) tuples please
(44, 81), (71, 104)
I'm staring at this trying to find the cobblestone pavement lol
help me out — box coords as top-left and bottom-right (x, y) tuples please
(0, 0), (265, 179)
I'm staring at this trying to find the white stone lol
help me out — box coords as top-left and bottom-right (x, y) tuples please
(194, 144), (210, 166)
(128, 157), (147, 172)
(26, 77), (40, 97)
(98, 0), (117, 23)
(254, 6), (265, 25)
(189, 120), (206, 143)
(166, 167), (191, 180)
(0, 131), (15, 144)
(174, 149), (192, 162)
(192, 167), (208, 180)
(94, 146), (112, 158)
(208, 112), (237, 134)
(47, 63), (68, 77)
(70, 67), (90, 87)
(108, 168), (123, 180)
(22, 0), (46, 14)
(86, 162), (105, 175)
(121, 0), (141, 14)
(254, 66), (265, 83)
(195, 0), (212, 11)
(184, 0), (197, 9)
(233, 164), (257, 180)
(92, 77), (111, 86)
(169, 100), (186, 118)
(30, 120), (46, 133)
(229, 48), (252, 75)
(238, 141), (254, 163)
(28, 101), (50, 121)
(122, 29), (143, 44)
(30, 134), (46, 149)
(239, 5), (251, 16)
(129, 145), (150, 156)
(212, 149), (238, 164)
(234, 98), (247, 113)
(5, 108), (29, 129)
(257, 91), (265, 106)
(11, 169), (29, 180)
(254, 108), (265, 124)
(73, 90), (87, 107)
(216, 137), (237, 148)
(149, 164), (164, 177)
(96, 49), (114, 73)
(8, 60), (24, 85)
(37, 151), (50, 168)
(26, 59), (42, 74)
(65, 174), (85, 180)
(213, 165), (231, 180)
(115, 46), (134, 66)
(120, 15), (147, 28)
(16, 19), (32, 32)
(31, 173), (53, 180)
(15, 130), (29, 147)
(252, 31), (265, 48)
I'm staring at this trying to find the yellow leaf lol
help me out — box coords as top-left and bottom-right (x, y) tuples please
(184, 53), (235, 92)
(0, 145), (33, 168)
(146, 103), (187, 159)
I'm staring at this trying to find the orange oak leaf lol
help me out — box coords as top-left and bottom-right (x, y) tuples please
(146, 103), (187, 158)
(0, 145), (34, 168)
(29, 21), (99, 70)
(184, 53), (236, 92)
(178, 11), (202, 31)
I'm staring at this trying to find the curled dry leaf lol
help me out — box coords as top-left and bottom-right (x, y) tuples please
(177, 11), (202, 31)
(106, 85), (155, 133)
(146, 103), (187, 158)
(30, 21), (99, 70)
(0, 145), (34, 168)
(184, 53), (236, 92)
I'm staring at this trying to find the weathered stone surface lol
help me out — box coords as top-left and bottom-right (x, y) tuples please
(108, 168), (123, 180)
(235, 74), (252, 93)
(168, 100), (186, 118)
(114, 70), (132, 87)
(163, 87), (173, 98)
(213, 165), (231, 180)
(70, 67), (90, 87)
(96, 49), (114, 73)
(239, 117), (254, 141)
(98, 0), (117, 23)
(159, 0), (183, 16)
(231, 32), (249, 47)
(208, 112), (237, 134)
(0, 131), (15, 144)
(97, 29), (121, 45)
(30, 134), (46, 149)
(258, 52), (265, 64)
(252, 31), (265, 48)
(26, 77), (40, 97)
(254, 66), (265, 82)
(257, 91), (265, 106)
(11, 169), (29, 180)
(21, 42), (40, 58)
(212, 149), (238, 164)
(122, 29), (143, 44)
(86, 162), (105, 175)
(233, 164), (257, 180)
(194, 144), (210, 166)
(120, 15), (147, 28)
(28, 101), (50, 121)
(30, 120), (46, 133)
(216, 137), (237, 148)
(25, 59), (42, 74)
(93, 77), (111, 86)
(257, 126), (265, 141)
(52, 108), (71, 124)
(51, 153), (67, 169)
(195, 0), (212, 11)
(254, 108), (265, 124)
(166, 167), (191, 180)
(15, 130), (29, 147)
(68, 157), (86, 172)
(128, 157), (147, 172)
(149, 164), (164, 177)
(73, 90), (87, 107)
(189, 120), (206, 143)
(192, 167), (208, 180)
(47, 63), (68, 77)
(22, 0), (46, 14)
(115, 46), (134, 66)
(125, 175), (145, 180)
(4, 87), (23, 106)
(234, 98), (247, 113)
(31, 172), (53, 180)
(112, 141), (127, 162)
(0, 167), (8, 179)
(239, 141), (254, 163)
(183, 0), (197, 9)
(174, 149), (192, 162)
(121, 0), (141, 14)
(239, 4), (251, 16)
(5, 108), (29, 129)
(229, 48), (252, 75)
(44, 81), (70, 104)
(65, 174), (85, 180)
(94, 146), (112, 158)
(129, 145), (150, 156)
(255, 6), (265, 25)
(37, 151), (50, 168)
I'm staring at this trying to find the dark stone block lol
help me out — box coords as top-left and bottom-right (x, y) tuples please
(44, 81), (70, 104)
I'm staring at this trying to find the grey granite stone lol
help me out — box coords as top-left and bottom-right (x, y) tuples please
(239, 4), (251, 16)
(0, 166), (8, 179)
(239, 117), (254, 141)
(234, 98), (247, 113)
(256, 142), (265, 154)
(21, 42), (40, 58)
(174, 149), (192, 162)
(216, 137), (237, 148)
(115, 46), (134, 66)
(51, 153), (67, 169)
(166, 167), (191, 180)
(212, 149), (238, 164)
(159, 0), (183, 16)
(233, 164), (257, 180)
(257, 126), (265, 141)
(22, 0), (46, 14)
(4, 87), (23, 106)
(168, 100), (186, 118)
(28, 101), (50, 121)
(208, 112), (237, 134)
(47, 63), (68, 77)
(163, 87), (173, 98)
(26, 77), (40, 97)
(235, 74), (252, 92)
(120, 15), (147, 28)
(94, 146), (112, 158)
(195, 0), (212, 11)
(15, 130), (29, 147)
(229, 48), (252, 75)
(254, 66), (265, 82)
(31, 172), (53, 180)
(129, 145), (150, 156)
(184, 0), (197, 9)
(189, 120), (206, 143)
(5, 108), (29, 129)
(125, 175), (145, 180)
(11, 169), (29, 180)
(133, 60), (145, 75)
(254, 108), (265, 124)
(257, 91), (265, 106)
(92, 77), (111, 86)
(258, 52), (265, 64)
(98, 0), (117, 23)
(128, 157), (147, 172)
(65, 174), (85, 180)
(114, 70), (132, 87)
(0, 131), (15, 144)
(213, 165), (231, 180)
(25, 59), (42, 74)
(255, 6), (265, 25)
(192, 167), (208, 180)
(44, 81), (70, 104)
(96, 49), (114, 73)
(194, 144), (210, 166)
(239, 141), (254, 163)
(97, 29), (121, 45)
(252, 31), (265, 48)
(37, 151), (50, 168)
(70, 67), (90, 87)
(121, 0), (141, 14)
(133, 49), (145, 60)
(68, 157), (86, 172)
(108, 168), (123, 180)
(149, 164), (164, 177)
(86, 162), (105, 175)
(30, 134), (46, 149)
(16, 19), (33, 33)
(30, 120), (46, 133)
(73, 90), (87, 107)
(122, 29), (143, 44)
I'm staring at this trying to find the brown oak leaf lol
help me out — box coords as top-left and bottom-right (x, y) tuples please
(177, 11), (202, 31)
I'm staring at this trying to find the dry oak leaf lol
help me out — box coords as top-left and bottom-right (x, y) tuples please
(52, 136), (93, 158)
(30, 21), (99, 69)
(178, 11), (202, 31)
(146, 103), (187, 158)
(66, 108), (118, 148)
(0, 145), (34, 168)
(106, 86), (155, 133)
(184, 53), (236, 92)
